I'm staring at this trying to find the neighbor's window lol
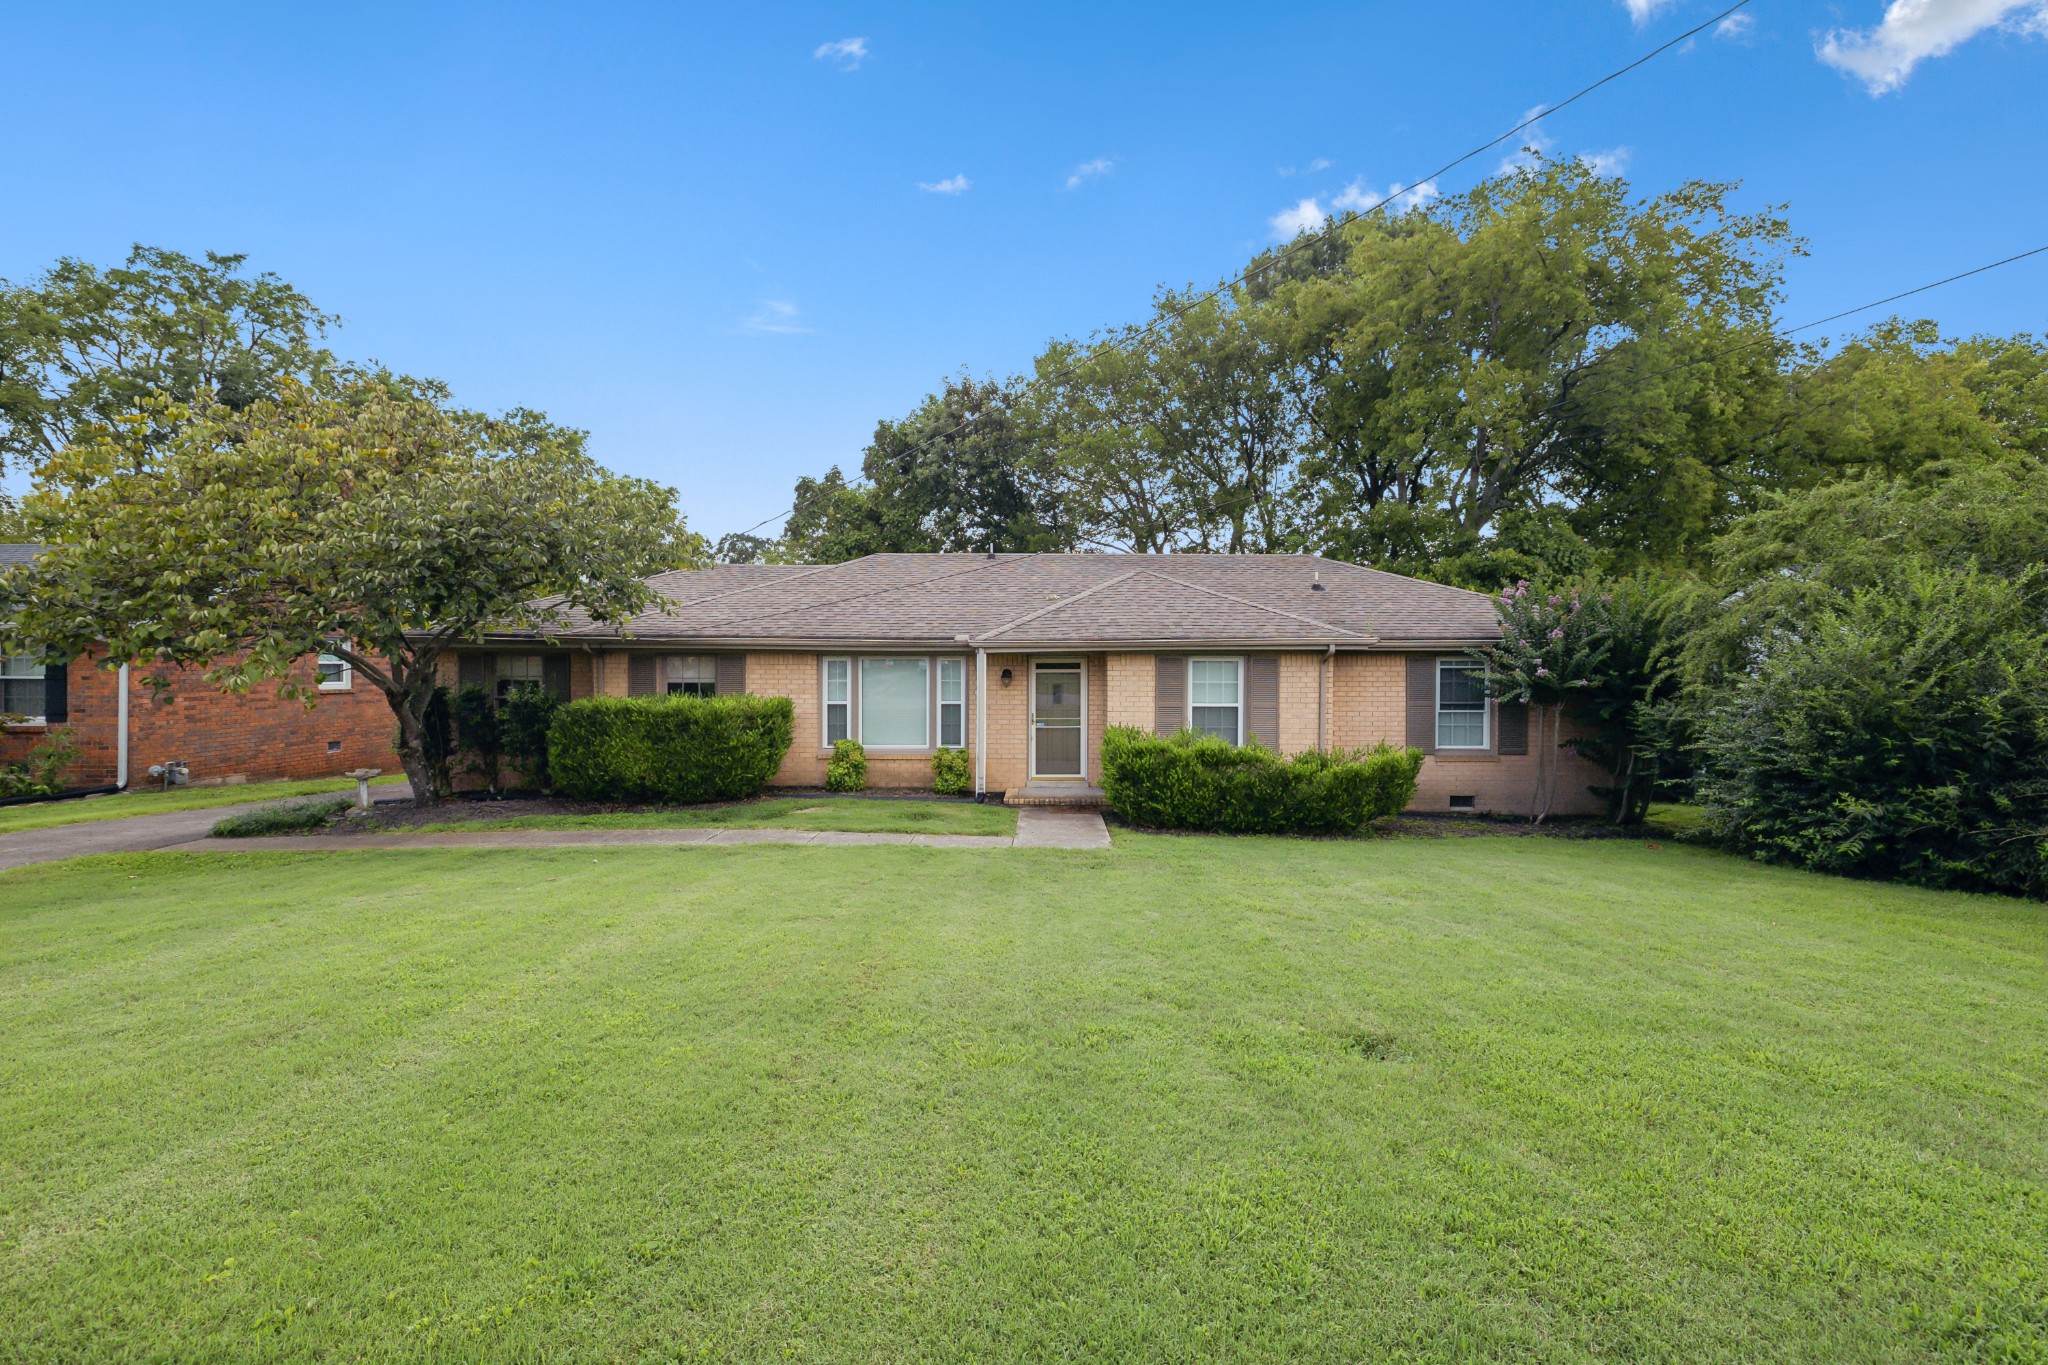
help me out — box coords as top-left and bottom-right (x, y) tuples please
(1436, 659), (1489, 749)
(496, 654), (545, 700)
(1188, 658), (1242, 744)
(317, 652), (351, 691)
(1, 655), (45, 721)
(824, 658), (851, 744)
(665, 655), (716, 697)
(938, 658), (965, 748)
(860, 657), (929, 748)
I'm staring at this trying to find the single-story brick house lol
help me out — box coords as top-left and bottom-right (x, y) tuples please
(1, 543), (398, 790)
(451, 553), (1605, 814)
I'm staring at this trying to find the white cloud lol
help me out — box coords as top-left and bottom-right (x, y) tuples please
(1622, 0), (1683, 24)
(1716, 10), (1756, 39)
(1269, 197), (1327, 239)
(1579, 147), (1631, 176)
(743, 299), (812, 335)
(1332, 178), (1439, 214)
(1498, 106), (1555, 174)
(1306, 157), (1331, 172)
(919, 173), (972, 195)
(1818, 0), (2048, 94)
(1064, 157), (1115, 190)
(813, 37), (869, 70)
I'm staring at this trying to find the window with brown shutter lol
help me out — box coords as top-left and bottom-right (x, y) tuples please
(1404, 655), (1437, 755)
(1246, 655), (1279, 747)
(1154, 655), (1186, 736)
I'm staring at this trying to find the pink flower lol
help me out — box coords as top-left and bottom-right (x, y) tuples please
(1548, 594), (1562, 606)
(1536, 667), (1551, 677)
(1548, 627), (1565, 641)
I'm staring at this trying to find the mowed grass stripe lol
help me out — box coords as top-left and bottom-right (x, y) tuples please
(0, 837), (2043, 1362)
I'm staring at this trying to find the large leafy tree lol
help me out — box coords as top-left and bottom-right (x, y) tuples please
(1, 381), (690, 801)
(0, 246), (337, 476)
(780, 376), (1072, 562)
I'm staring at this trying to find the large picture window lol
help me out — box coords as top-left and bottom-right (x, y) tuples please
(1436, 659), (1489, 749)
(938, 658), (965, 748)
(860, 657), (929, 748)
(1188, 658), (1242, 744)
(1, 655), (45, 721)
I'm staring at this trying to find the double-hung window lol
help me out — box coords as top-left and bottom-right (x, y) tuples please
(1436, 659), (1489, 749)
(937, 658), (965, 748)
(317, 652), (351, 690)
(665, 655), (716, 697)
(1188, 658), (1242, 744)
(824, 658), (851, 744)
(1, 655), (45, 722)
(496, 654), (545, 701)
(860, 657), (929, 748)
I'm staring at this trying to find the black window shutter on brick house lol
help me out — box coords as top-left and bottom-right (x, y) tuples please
(627, 656), (656, 696)
(715, 653), (746, 695)
(43, 661), (67, 724)
(542, 655), (570, 700)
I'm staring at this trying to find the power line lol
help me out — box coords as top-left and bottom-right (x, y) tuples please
(726, 0), (1758, 542)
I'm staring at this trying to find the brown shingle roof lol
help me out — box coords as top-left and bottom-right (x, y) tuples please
(492, 553), (1500, 650)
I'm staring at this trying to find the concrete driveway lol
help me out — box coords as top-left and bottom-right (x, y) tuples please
(0, 784), (413, 873)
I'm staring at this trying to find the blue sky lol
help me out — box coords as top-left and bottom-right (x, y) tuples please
(4, 1), (2045, 539)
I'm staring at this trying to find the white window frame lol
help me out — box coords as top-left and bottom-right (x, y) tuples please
(495, 653), (546, 701)
(823, 657), (852, 747)
(317, 652), (352, 691)
(1, 654), (47, 724)
(1186, 656), (1244, 746)
(1435, 658), (1491, 750)
(937, 657), (966, 750)
(665, 654), (717, 697)
(858, 656), (930, 750)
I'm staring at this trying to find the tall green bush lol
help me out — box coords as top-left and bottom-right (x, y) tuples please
(547, 694), (794, 804)
(1692, 562), (2048, 899)
(931, 747), (971, 796)
(1100, 727), (1422, 835)
(826, 739), (867, 793)
(501, 683), (560, 789)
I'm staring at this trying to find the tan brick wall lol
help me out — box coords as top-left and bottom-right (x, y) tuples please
(983, 654), (1030, 792)
(1330, 653), (1407, 749)
(1277, 652), (1322, 754)
(1086, 654), (1108, 780)
(1103, 653), (1154, 730)
(744, 652), (827, 786)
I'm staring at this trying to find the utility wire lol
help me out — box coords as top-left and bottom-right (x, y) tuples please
(725, 0), (1758, 542)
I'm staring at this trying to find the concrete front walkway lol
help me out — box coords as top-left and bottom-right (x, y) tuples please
(0, 784), (414, 873)
(173, 806), (1115, 855)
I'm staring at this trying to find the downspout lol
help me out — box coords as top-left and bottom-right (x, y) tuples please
(974, 648), (988, 799)
(1319, 645), (1335, 752)
(116, 662), (131, 789)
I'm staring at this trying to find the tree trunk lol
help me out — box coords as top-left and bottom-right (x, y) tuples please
(379, 663), (449, 806)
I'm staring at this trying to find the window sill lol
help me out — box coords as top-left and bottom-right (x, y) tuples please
(4, 721), (49, 731)
(1430, 750), (1498, 762)
(317, 684), (352, 693)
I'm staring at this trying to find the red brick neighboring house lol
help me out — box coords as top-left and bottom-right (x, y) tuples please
(1, 544), (398, 790)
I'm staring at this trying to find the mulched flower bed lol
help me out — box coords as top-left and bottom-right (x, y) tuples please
(326, 788), (984, 835)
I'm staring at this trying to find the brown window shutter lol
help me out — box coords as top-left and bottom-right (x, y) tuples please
(43, 661), (68, 724)
(1497, 700), (1528, 755)
(1246, 655), (1279, 747)
(1154, 656), (1186, 736)
(542, 655), (570, 700)
(1405, 654), (1437, 755)
(458, 654), (487, 690)
(715, 653), (746, 695)
(627, 656), (656, 697)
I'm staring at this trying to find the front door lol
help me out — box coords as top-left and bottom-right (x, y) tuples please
(1031, 662), (1084, 779)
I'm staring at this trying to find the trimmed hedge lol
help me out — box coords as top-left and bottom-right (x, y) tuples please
(1100, 726), (1424, 835)
(826, 739), (867, 793)
(212, 794), (352, 838)
(932, 747), (971, 796)
(547, 694), (794, 804)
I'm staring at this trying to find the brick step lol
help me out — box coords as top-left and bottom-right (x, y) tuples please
(1002, 785), (1107, 808)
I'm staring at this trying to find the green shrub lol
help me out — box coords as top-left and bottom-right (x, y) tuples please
(452, 683), (504, 791)
(502, 683), (560, 788)
(0, 728), (79, 798)
(211, 794), (352, 837)
(826, 738), (867, 793)
(547, 694), (794, 804)
(931, 747), (972, 796)
(1100, 726), (1423, 835)
(1693, 562), (2048, 900)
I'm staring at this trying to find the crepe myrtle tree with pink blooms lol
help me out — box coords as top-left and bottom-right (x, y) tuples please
(1479, 581), (1609, 822)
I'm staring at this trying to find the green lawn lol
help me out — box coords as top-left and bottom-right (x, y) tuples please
(0, 774), (404, 836)
(2, 836), (2045, 1362)
(409, 795), (1017, 837)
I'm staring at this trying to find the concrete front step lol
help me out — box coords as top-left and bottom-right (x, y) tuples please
(1001, 785), (1107, 808)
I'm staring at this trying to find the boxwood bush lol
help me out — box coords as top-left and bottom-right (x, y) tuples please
(1100, 726), (1423, 835)
(931, 747), (971, 796)
(547, 694), (794, 804)
(826, 739), (867, 793)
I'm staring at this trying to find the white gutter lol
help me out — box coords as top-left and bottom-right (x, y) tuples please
(974, 649), (988, 798)
(116, 662), (130, 789)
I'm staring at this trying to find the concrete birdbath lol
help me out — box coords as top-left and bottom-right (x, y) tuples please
(344, 768), (383, 811)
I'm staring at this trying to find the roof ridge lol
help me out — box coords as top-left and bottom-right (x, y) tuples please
(690, 555), (1011, 631)
(972, 568), (1146, 640)
(1140, 567), (1373, 639)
